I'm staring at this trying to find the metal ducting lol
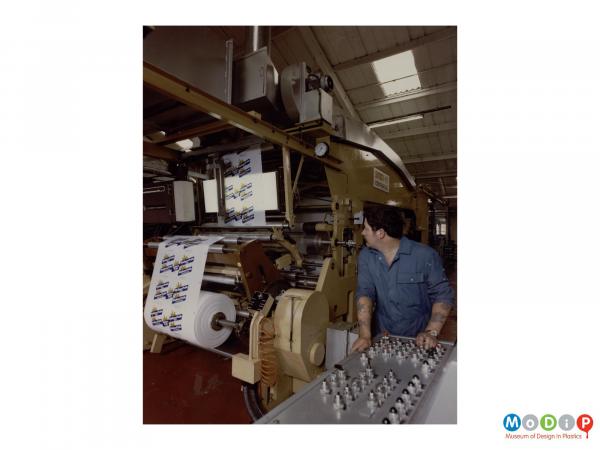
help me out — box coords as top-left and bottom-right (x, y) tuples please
(245, 26), (271, 55)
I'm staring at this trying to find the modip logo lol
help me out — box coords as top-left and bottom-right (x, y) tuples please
(503, 413), (593, 440)
(577, 414), (594, 439)
(503, 413), (521, 432)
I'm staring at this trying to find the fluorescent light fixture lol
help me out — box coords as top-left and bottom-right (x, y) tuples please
(369, 114), (423, 129)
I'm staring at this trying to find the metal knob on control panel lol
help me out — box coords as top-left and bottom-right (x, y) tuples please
(395, 397), (406, 415)
(401, 388), (411, 404)
(360, 352), (369, 366)
(388, 407), (400, 424)
(367, 390), (377, 409)
(333, 392), (345, 411)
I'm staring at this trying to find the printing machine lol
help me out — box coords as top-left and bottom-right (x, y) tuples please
(142, 26), (452, 422)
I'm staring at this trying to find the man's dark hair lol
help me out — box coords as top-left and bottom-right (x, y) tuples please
(364, 206), (404, 239)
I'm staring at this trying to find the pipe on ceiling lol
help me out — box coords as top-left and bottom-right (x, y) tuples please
(245, 26), (271, 55)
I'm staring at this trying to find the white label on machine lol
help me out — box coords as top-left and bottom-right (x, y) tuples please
(353, 210), (364, 224)
(373, 167), (390, 192)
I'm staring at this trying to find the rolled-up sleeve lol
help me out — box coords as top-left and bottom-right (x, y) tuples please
(355, 249), (377, 302)
(426, 251), (454, 307)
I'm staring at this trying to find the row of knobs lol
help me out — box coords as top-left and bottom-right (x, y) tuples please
(362, 342), (445, 375)
(321, 367), (423, 417)
(319, 338), (444, 422)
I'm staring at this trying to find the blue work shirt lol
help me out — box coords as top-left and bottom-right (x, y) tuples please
(355, 236), (454, 337)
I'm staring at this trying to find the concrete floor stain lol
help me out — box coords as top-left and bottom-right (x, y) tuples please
(193, 373), (223, 396)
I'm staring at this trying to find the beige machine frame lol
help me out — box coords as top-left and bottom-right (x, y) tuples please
(144, 62), (432, 412)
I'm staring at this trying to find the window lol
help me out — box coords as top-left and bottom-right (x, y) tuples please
(435, 217), (447, 236)
(371, 50), (421, 97)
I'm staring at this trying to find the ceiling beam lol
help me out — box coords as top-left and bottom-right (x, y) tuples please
(347, 62), (456, 93)
(150, 120), (233, 145)
(402, 154), (457, 164)
(298, 27), (359, 119)
(143, 141), (181, 161)
(333, 27), (456, 71)
(413, 170), (457, 179)
(366, 105), (452, 127)
(379, 122), (456, 140)
(356, 81), (456, 111)
(143, 62), (343, 171)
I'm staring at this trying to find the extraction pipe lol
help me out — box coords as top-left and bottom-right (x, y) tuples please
(245, 26), (271, 55)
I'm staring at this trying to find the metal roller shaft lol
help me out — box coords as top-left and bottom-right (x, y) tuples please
(218, 233), (273, 244)
(199, 222), (289, 229)
(281, 272), (319, 289)
(210, 312), (241, 331)
(202, 274), (237, 286)
(289, 279), (317, 289)
(216, 318), (240, 329)
(145, 241), (234, 253)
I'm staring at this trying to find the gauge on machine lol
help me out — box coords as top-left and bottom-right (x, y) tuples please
(314, 142), (329, 157)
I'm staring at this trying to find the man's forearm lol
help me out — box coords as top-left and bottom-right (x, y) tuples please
(425, 302), (453, 334)
(356, 296), (373, 338)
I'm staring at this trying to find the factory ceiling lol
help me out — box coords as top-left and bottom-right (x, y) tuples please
(211, 26), (457, 208)
(144, 26), (457, 208)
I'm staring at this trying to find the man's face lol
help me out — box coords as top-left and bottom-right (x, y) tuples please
(362, 218), (380, 248)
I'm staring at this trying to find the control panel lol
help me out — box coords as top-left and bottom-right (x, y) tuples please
(256, 335), (456, 424)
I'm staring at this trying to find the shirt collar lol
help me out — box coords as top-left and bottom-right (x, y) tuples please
(366, 236), (413, 259)
(397, 236), (413, 255)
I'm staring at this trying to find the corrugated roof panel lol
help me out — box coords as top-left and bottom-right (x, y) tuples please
(421, 135), (436, 155)
(420, 113), (435, 127)
(274, 35), (299, 65)
(369, 26), (395, 52)
(371, 103), (400, 123)
(337, 65), (376, 91)
(427, 37), (456, 68)
(284, 31), (318, 69)
(430, 133), (443, 154)
(358, 64), (381, 87)
(435, 90), (457, 106)
(435, 62), (457, 85)
(270, 42), (288, 70)
(343, 27), (368, 60)
(423, 25), (449, 35)
(448, 130), (457, 151)
(438, 130), (453, 150)
(385, 96), (426, 118)
(357, 27), (380, 54)
(393, 138), (409, 156)
(408, 135), (429, 154)
(408, 26), (426, 40)
(312, 26), (361, 66)
(357, 108), (375, 124)
(348, 84), (384, 105)
(390, 26), (412, 45)
(412, 45), (433, 71)
(426, 110), (450, 126)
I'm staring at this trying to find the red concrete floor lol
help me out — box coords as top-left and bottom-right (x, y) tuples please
(144, 342), (252, 424)
(144, 265), (457, 424)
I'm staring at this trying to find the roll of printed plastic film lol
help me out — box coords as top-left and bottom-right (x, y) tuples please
(144, 235), (236, 349)
(144, 290), (235, 348)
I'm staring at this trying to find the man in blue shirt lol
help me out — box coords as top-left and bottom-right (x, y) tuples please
(351, 206), (455, 351)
